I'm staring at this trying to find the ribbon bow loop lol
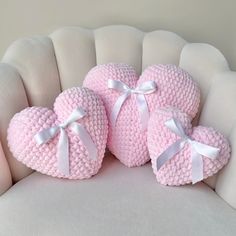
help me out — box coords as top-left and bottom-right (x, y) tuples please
(34, 107), (97, 176)
(156, 118), (220, 184)
(135, 81), (157, 94)
(108, 79), (157, 130)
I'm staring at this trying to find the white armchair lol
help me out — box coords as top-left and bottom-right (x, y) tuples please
(0, 25), (235, 235)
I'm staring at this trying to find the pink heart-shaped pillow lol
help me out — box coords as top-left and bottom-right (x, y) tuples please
(147, 107), (230, 186)
(83, 63), (200, 167)
(7, 87), (108, 179)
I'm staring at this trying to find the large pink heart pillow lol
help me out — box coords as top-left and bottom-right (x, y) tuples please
(83, 63), (200, 167)
(147, 107), (230, 186)
(7, 87), (108, 179)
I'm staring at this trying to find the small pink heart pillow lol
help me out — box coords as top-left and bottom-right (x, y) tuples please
(83, 63), (200, 167)
(7, 87), (108, 179)
(147, 107), (230, 186)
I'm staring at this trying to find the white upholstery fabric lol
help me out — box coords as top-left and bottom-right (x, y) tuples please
(0, 141), (11, 195)
(50, 27), (96, 90)
(2, 36), (61, 108)
(179, 43), (229, 113)
(94, 26), (144, 74)
(142, 31), (187, 70)
(0, 63), (32, 182)
(0, 154), (235, 236)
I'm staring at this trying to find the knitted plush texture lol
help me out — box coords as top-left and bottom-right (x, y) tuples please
(83, 63), (200, 167)
(7, 87), (108, 179)
(147, 107), (230, 186)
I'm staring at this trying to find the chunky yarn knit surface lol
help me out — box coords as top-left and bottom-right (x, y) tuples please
(7, 87), (108, 179)
(83, 63), (200, 167)
(147, 107), (230, 186)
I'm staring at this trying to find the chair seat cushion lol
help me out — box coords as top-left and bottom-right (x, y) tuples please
(0, 153), (235, 236)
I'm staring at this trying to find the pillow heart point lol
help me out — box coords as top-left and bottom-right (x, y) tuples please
(7, 87), (108, 179)
(147, 107), (231, 186)
(84, 63), (200, 167)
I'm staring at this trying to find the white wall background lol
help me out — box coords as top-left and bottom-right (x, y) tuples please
(0, 0), (235, 69)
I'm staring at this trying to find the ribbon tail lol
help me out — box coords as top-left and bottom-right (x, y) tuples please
(110, 92), (130, 128)
(71, 124), (97, 160)
(165, 119), (187, 138)
(34, 126), (59, 145)
(192, 141), (220, 159)
(191, 141), (219, 184)
(156, 139), (186, 171)
(57, 128), (70, 176)
(136, 94), (149, 131)
(191, 147), (203, 184)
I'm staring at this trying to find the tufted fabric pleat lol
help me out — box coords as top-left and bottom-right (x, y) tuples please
(0, 63), (32, 182)
(142, 31), (186, 70)
(94, 25), (144, 75)
(50, 27), (96, 90)
(179, 43), (229, 113)
(2, 36), (61, 108)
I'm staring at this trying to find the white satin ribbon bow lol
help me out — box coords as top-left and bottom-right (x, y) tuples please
(34, 107), (97, 176)
(108, 79), (157, 130)
(156, 118), (220, 184)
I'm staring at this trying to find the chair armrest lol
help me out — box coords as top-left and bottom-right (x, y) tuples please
(0, 140), (12, 194)
(0, 63), (32, 183)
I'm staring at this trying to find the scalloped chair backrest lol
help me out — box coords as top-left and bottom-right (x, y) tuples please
(0, 25), (236, 208)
